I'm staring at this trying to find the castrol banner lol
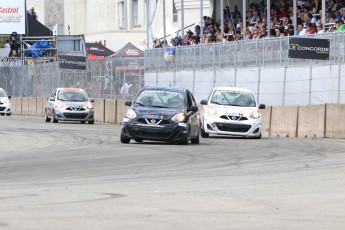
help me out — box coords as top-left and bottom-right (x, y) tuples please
(0, 0), (26, 34)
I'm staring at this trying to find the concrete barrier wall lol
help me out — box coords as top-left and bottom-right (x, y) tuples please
(11, 97), (22, 115)
(297, 104), (326, 138)
(28, 97), (37, 116)
(22, 97), (29, 116)
(116, 100), (128, 125)
(94, 99), (105, 123)
(11, 97), (345, 139)
(325, 104), (345, 138)
(104, 99), (116, 124)
(260, 107), (271, 138)
(36, 97), (47, 117)
(270, 106), (298, 138)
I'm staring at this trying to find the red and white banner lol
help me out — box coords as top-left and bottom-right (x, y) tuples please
(0, 0), (26, 34)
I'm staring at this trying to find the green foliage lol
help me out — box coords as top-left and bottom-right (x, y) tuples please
(0, 36), (7, 48)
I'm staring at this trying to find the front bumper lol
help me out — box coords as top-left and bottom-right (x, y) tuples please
(203, 117), (262, 137)
(0, 104), (11, 114)
(54, 108), (94, 121)
(122, 119), (188, 142)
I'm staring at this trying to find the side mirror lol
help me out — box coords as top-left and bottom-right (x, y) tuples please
(8, 96), (11, 99)
(258, 104), (266, 109)
(90, 99), (94, 103)
(190, 105), (198, 112)
(125, 100), (132, 106)
(200, 100), (208, 105)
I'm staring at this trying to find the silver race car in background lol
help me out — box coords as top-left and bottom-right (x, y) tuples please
(0, 88), (11, 116)
(45, 88), (94, 124)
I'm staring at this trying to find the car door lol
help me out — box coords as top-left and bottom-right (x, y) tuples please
(186, 91), (199, 137)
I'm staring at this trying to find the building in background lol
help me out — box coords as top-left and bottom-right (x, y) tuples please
(26, 0), (215, 52)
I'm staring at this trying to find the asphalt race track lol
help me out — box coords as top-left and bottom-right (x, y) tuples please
(1, 116), (345, 230)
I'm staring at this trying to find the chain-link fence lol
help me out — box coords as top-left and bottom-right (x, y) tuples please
(0, 57), (145, 100)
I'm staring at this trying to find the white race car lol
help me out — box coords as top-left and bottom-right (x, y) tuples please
(0, 88), (11, 116)
(200, 87), (265, 139)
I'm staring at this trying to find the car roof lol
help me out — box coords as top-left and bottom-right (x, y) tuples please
(56, 87), (85, 92)
(143, 85), (187, 93)
(213, 87), (253, 93)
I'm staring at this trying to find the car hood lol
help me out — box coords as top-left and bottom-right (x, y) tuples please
(208, 104), (257, 116)
(61, 101), (89, 108)
(133, 106), (184, 119)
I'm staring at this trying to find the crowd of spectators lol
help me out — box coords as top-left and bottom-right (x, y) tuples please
(154, 0), (345, 48)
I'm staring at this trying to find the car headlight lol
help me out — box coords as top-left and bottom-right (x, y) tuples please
(125, 109), (137, 119)
(250, 110), (261, 119)
(84, 101), (93, 109)
(55, 101), (66, 109)
(171, 113), (186, 122)
(207, 107), (219, 116)
(4, 98), (10, 104)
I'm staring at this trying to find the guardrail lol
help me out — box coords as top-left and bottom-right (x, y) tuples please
(7, 97), (345, 139)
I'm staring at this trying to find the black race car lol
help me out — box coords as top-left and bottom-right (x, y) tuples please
(120, 85), (200, 144)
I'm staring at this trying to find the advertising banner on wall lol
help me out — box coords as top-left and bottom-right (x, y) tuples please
(288, 37), (330, 60)
(0, 0), (26, 34)
(59, 55), (87, 70)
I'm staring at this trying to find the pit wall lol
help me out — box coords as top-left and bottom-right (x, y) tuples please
(9, 97), (345, 139)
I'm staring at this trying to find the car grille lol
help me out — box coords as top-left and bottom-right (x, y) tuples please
(135, 130), (171, 139)
(0, 107), (5, 111)
(215, 123), (252, 132)
(66, 107), (86, 111)
(63, 113), (88, 119)
(137, 118), (170, 125)
(219, 115), (248, 121)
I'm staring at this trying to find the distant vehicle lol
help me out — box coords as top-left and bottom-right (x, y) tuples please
(121, 85), (200, 144)
(200, 87), (265, 139)
(0, 88), (11, 116)
(44, 88), (94, 124)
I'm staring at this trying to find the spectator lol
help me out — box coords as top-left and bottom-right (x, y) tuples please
(306, 22), (316, 34)
(231, 5), (241, 19)
(316, 23), (324, 33)
(153, 39), (163, 48)
(3, 40), (10, 48)
(9, 32), (20, 57)
(27, 7), (38, 20)
(120, 82), (132, 96)
(297, 23), (307, 35)
(335, 19), (345, 31)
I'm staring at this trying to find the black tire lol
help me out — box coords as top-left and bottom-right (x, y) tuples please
(88, 120), (94, 124)
(80, 121), (86, 124)
(6, 113), (11, 116)
(191, 134), (200, 144)
(52, 113), (58, 123)
(120, 130), (130, 144)
(135, 139), (143, 143)
(200, 123), (209, 138)
(0, 113), (5, 116)
(45, 114), (51, 122)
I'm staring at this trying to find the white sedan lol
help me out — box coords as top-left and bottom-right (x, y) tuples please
(200, 87), (265, 139)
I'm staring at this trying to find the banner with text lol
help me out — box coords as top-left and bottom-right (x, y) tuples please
(0, 0), (26, 34)
(288, 37), (330, 60)
(59, 55), (87, 70)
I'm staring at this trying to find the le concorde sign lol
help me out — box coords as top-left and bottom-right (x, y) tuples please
(288, 37), (330, 60)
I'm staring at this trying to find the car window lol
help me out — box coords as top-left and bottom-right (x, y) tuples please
(57, 91), (88, 102)
(211, 90), (256, 107)
(0, 90), (7, 97)
(134, 90), (185, 109)
(187, 91), (197, 108)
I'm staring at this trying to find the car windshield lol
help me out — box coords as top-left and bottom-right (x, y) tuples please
(0, 90), (7, 97)
(210, 90), (256, 107)
(134, 90), (186, 109)
(57, 90), (88, 102)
